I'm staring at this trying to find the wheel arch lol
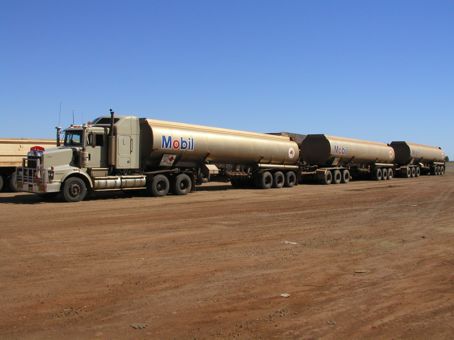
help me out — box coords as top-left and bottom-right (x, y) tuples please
(61, 171), (93, 191)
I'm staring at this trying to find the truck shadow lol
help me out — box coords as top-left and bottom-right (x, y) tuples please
(0, 191), (140, 204)
(195, 184), (234, 192)
(0, 194), (47, 205)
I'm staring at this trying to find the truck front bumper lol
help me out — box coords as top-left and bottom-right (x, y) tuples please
(16, 167), (60, 193)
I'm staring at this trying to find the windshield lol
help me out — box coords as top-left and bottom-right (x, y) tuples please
(64, 130), (83, 146)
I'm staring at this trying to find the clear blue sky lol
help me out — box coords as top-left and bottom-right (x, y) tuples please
(1, 0), (453, 157)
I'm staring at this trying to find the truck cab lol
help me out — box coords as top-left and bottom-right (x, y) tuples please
(16, 113), (144, 202)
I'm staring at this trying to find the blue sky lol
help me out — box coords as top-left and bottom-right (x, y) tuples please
(1, 0), (453, 157)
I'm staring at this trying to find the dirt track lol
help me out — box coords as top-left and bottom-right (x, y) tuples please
(1, 166), (453, 339)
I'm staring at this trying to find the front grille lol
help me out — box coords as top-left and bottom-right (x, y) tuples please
(26, 156), (40, 168)
(19, 167), (38, 183)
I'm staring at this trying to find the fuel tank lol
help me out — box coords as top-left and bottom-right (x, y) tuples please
(140, 119), (300, 168)
(300, 134), (395, 166)
(390, 141), (445, 165)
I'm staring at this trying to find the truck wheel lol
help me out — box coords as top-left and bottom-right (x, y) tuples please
(411, 167), (416, 177)
(341, 170), (350, 183)
(8, 172), (18, 192)
(0, 175), (4, 192)
(172, 173), (192, 195)
(405, 167), (411, 178)
(415, 166), (421, 177)
(62, 177), (87, 202)
(273, 171), (285, 188)
(148, 175), (170, 197)
(332, 170), (342, 184)
(285, 171), (297, 187)
(387, 168), (394, 180)
(440, 166), (445, 176)
(382, 168), (388, 180)
(256, 171), (273, 189)
(374, 168), (383, 181)
(320, 171), (332, 185)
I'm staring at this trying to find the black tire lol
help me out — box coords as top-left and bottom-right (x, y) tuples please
(285, 171), (297, 187)
(374, 168), (383, 181)
(415, 166), (421, 177)
(388, 168), (394, 180)
(332, 170), (342, 184)
(148, 174), (170, 197)
(320, 171), (332, 185)
(341, 170), (350, 184)
(440, 166), (445, 176)
(405, 167), (412, 178)
(62, 177), (87, 202)
(172, 173), (192, 195)
(382, 168), (388, 180)
(436, 166), (441, 176)
(8, 172), (18, 192)
(0, 175), (4, 192)
(273, 171), (285, 188)
(411, 167), (416, 178)
(256, 171), (273, 189)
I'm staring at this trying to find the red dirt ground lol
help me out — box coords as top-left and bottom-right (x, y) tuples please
(1, 165), (453, 339)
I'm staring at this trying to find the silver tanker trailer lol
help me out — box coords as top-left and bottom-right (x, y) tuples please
(299, 134), (396, 184)
(16, 111), (300, 202)
(390, 141), (445, 177)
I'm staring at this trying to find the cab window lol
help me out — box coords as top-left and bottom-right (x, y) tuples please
(64, 131), (82, 146)
(87, 133), (104, 147)
(95, 134), (104, 146)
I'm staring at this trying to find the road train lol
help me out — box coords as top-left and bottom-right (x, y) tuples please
(16, 111), (446, 202)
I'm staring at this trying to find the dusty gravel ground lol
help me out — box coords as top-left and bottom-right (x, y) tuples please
(0, 164), (453, 339)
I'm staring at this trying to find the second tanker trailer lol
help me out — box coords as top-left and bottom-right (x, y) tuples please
(16, 112), (300, 202)
(298, 134), (396, 184)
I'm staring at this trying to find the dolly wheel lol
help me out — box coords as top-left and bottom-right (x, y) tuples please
(375, 168), (383, 181)
(332, 170), (342, 184)
(321, 171), (332, 185)
(387, 168), (394, 180)
(342, 170), (350, 183)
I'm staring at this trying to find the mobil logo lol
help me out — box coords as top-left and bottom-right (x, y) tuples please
(161, 135), (195, 151)
(334, 144), (348, 155)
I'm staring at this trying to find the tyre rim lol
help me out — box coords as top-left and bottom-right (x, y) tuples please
(69, 183), (81, 197)
(180, 180), (188, 190)
(157, 180), (167, 192)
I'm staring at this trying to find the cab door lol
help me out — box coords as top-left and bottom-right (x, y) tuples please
(86, 133), (106, 168)
(118, 135), (133, 168)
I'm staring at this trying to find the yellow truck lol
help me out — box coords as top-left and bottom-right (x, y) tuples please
(0, 138), (55, 191)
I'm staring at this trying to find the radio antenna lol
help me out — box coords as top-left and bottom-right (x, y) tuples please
(72, 110), (75, 125)
(58, 102), (62, 126)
